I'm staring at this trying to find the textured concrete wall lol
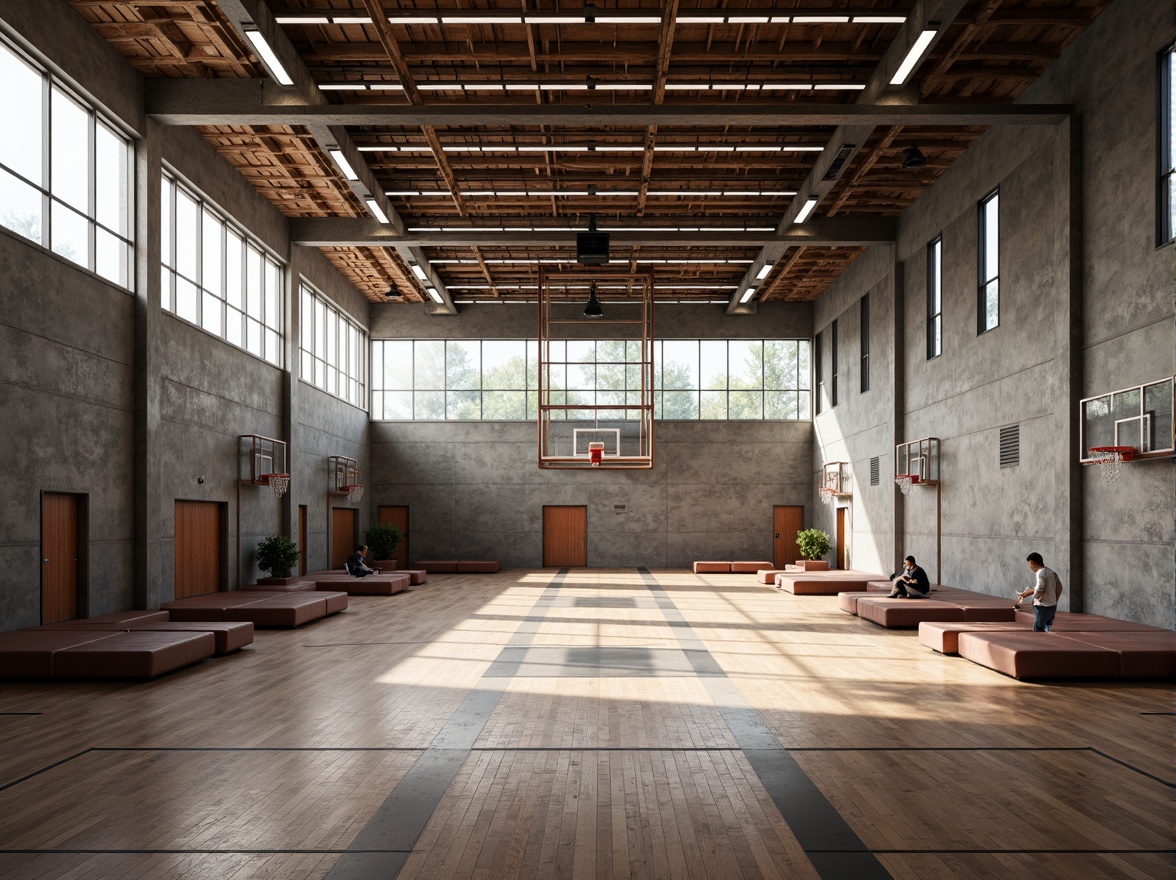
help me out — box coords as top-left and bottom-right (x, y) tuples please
(0, 232), (137, 627)
(811, 246), (899, 577)
(811, 0), (1176, 625)
(292, 246), (372, 573)
(368, 301), (814, 568)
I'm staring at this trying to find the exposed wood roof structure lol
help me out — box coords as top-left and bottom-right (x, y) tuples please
(68, 0), (1109, 310)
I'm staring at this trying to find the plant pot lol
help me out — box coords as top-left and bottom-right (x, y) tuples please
(370, 559), (398, 572)
(258, 575), (299, 585)
(794, 560), (829, 571)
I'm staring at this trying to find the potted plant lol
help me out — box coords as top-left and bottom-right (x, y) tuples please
(256, 534), (301, 584)
(364, 522), (403, 571)
(795, 528), (831, 571)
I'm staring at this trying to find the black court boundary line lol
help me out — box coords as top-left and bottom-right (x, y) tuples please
(637, 567), (892, 880)
(0, 712), (42, 716)
(324, 567), (572, 880)
(2, 847), (1168, 857)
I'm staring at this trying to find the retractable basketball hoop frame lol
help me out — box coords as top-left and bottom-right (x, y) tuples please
(537, 267), (654, 469)
(894, 437), (941, 585)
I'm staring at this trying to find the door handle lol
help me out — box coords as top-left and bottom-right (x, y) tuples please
(774, 533), (780, 539)
(43, 558), (49, 564)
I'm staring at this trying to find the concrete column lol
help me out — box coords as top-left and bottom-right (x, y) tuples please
(1058, 115), (1084, 611)
(891, 254), (906, 576)
(133, 119), (164, 609)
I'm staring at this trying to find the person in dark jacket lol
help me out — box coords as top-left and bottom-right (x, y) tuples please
(345, 544), (379, 577)
(889, 555), (930, 598)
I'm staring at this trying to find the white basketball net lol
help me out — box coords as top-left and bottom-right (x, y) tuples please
(347, 484), (365, 503)
(1091, 449), (1122, 484)
(265, 474), (289, 498)
(895, 475), (914, 496)
(819, 487), (836, 506)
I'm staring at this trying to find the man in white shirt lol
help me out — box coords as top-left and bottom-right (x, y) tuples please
(1015, 552), (1064, 632)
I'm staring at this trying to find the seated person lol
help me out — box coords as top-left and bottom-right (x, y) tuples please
(345, 544), (379, 578)
(889, 555), (930, 598)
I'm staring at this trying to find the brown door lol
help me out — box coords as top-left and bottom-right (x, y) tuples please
(42, 492), (79, 624)
(773, 505), (804, 568)
(378, 505), (409, 569)
(543, 505), (587, 567)
(298, 505), (308, 575)
(836, 506), (848, 570)
(175, 500), (221, 598)
(331, 507), (357, 569)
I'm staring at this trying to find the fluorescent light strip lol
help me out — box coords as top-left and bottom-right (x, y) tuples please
(406, 225), (775, 233)
(328, 148), (358, 181)
(431, 258), (752, 265)
(739, 286), (758, 304)
(449, 284), (738, 291)
(425, 287), (444, 303)
(352, 143), (823, 154)
(363, 197), (389, 224)
(754, 263), (774, 281)
(318, 81), (861, 94)
(278, 12), (907, 27)
(243, 29), (294, 86)
(664, 82), (863, 92)
(386, 189), (794, 198)
(890, 27), (938, 86)
(410, 264), (429, 282)
(793, 196), (820, 224)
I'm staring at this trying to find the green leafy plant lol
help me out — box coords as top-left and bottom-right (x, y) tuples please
(364, 522), (404, 561)
(795, 528), (831, 561)
(256, 534), (300, 579)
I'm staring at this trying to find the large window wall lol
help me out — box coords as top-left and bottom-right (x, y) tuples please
(161, 171), (284, 366)
(300, 282), (367, 408)
(0, 36), (134, 288)
(371, 339), (810, 421)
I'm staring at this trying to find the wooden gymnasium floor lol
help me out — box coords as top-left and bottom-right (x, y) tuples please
(0, 568), (1170, 880)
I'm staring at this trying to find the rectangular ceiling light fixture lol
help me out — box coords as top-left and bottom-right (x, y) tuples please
(363, 197), (389, 224)
(890, 25), (939, 86)
(425, 287), (444, 303)
(793, 196), (820, 224)
(328, 148), (358, 181)
(243, 28), (294, 86)
(739, 286), (758, 304)
(754, 262), (774, 282)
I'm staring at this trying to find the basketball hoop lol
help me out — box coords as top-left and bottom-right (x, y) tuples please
(343, 484), (365, 503)
(1088, 446), (1134, 484)
(895, 473), (919, 496)
(588, 441), (605, 466)
(818, 487), (837, 506)
(260, 473), (289, 498)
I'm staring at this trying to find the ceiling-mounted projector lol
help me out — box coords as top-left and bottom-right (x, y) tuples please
(577, 215), (609, 265)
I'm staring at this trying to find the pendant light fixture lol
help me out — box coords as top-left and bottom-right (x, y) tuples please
(584, 280), (604, 318)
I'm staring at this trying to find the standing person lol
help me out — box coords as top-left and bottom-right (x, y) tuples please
(889, 556), (930, 598)
(1016, 552), (1063, 631)
(346, 544), (379, 578)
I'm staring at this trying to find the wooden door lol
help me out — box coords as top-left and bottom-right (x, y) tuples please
(42, 493), (79, 624)
(378, 505), (410, 569)
(543, 506), (587, 567)
(298, 505), (307, 575)
(331, 507), (357, 569)
(175, 500), (221, 598)
(836, 506), (848, 570)
(772, 505), (804, 568)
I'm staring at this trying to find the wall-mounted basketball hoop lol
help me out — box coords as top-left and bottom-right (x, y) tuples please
(1087, 446), (1134, 483)
(329, 455), (363, 503)
(820, 461), (851, 502)
(894, 437), (941, 584)
(240, 435), (289, 498)
(1080, 376), (1173, 480)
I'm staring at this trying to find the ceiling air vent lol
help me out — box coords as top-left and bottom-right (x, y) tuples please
(999, 425), (1020, 468)
(822, 144), (856, 181)
(870, 456), (880, 486)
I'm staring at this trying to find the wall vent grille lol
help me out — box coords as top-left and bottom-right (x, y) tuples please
(999, 425), (1020, 468)
(870, 456), (880, 485)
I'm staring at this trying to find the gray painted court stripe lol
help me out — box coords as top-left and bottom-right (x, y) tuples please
(326, 569), (569, 880)
(637, 567), (892, 880)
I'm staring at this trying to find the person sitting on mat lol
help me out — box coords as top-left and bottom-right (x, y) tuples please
(889, 555), (930, 598)
(345, 544), (379, 578)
